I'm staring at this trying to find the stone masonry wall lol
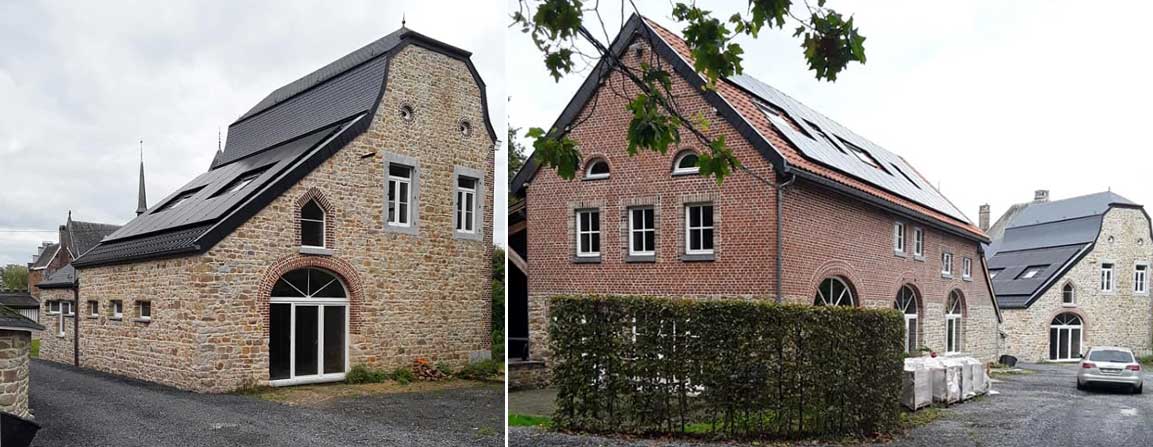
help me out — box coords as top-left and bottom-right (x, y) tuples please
(37, 287), (76, 365)
(65, 44), (493, 392)
(1001, 207), (1153, 361)
(0, 331), (32, 418)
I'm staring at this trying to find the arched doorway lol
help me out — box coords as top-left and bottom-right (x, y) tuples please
(269, 268), (349, 385)
(895, 285), (919, 353)
(1049, 313), (1083, 361)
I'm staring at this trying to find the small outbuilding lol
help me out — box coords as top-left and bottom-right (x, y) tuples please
(0, 305), (44, 418)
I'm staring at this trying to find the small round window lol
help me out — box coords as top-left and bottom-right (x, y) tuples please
(672, 150), (699, 175)
(400, 105), (414, 122)
(459, 120), (472, 136)
(584, 159), (610, 179)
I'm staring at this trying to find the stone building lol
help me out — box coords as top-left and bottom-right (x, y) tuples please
(40, 27), (495, 393)
(985, 190), (1153, 361)
(509, 14), (1000, 387)
(0, 305), (44, 418)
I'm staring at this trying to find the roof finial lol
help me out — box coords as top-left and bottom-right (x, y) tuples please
(402, 13), (406, 28)
(136, 140), (148, 216)
(218, 127), (222, 151)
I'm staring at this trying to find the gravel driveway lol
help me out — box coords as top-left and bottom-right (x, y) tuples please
(29, 360), (503, 447)
(511, 362), (1153, 446)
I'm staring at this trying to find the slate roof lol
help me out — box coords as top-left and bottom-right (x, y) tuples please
(29, 243), (59, 270)
(511, 15), (985, 242)
(37, 264), (76, 289)
(986, 191), (1140, 308)
(74, 27), (493, 268)
(61, 221), (121, 258)
(0, 293), (39, 310)
(0, 305), (44, 332)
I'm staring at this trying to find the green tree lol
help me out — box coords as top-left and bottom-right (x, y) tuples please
(512, 0), (866, 184)
(508, 126), (528, 175)
(1, 264), (28, 291)
(492, 246), (506, 360)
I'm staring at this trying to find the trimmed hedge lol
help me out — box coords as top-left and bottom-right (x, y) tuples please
(549, 296), (905, 439)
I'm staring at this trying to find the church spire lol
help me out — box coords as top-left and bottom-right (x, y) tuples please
(136, 140), (148, 215)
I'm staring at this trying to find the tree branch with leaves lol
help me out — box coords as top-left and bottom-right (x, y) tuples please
(512, 0), (865, 184)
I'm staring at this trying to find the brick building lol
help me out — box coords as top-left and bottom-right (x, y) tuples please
(985, 190), (1153, 361)
(38, 27), (495, 392)
(509, 15), (1000, 386)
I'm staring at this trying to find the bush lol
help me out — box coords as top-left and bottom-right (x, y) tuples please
(549, 296), (905, 439)
(457, 359), (501, 380)
(392, 367), (415, 385)
(435, 361), (454, 377)
(346, 365), (390, 384)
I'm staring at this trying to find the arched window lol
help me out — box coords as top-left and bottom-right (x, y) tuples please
(270, 268), (348, 384)
(945, 290), (964, 354)
(672, 150), (699, 175)
(814, 277), (854, 307)
(895, 285), (919, 353)
(1050, 313), (1083, 361)
(300, 199), (326, 248)
(584, 159), (610, 180)
(1062, 283), (1075, 305)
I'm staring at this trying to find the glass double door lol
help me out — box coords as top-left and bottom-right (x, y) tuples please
(270, 302), (347, 385)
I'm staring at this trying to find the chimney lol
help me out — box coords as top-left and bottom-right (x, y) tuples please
(979, 204), (990, 231)
(1034, 189), (1050, 203)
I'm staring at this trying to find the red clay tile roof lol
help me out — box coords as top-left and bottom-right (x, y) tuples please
(642, 17), (986, 239)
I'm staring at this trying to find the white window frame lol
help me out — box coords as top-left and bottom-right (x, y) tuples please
(111, 300), (123, 319)
(1049, 313), (1083, 361)
(893, 222), (906, 254)
(62, 301), (73, 316)
(137, 301), (152, 321)
(945, 292), (963, 354)
(300, 199), (326, 249)
(672, 151), (699, 175)
(88, 300), (99, 317)
(912, 227), (924, 257)
(962, 257), (972, 279)
(269, 271), (351, 387)
(575, 209), (601, 258)
(628, 207), (656, 257)
(47, 301), (59, 315)
(895, 286), (919, 354)
(1101, 263), (1115, 292)
(684, 204), (715, 256)
(941, 252), (954, 276)
(1062, 283), (1076, 306)
(387, 164), (413, 227)
(1136, 263), (1149, 294)
(455, 177), (477, 234)
(584, 159), (610, 180)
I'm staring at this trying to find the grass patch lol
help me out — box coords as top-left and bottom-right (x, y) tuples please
(900, 406), (943, 430)
(243, 379), (489, 406)
(30, 339), (39, 359)
(457, 359), (503, 381)
(1139, 355), (1153, 367)
(508, 414), (552, 428)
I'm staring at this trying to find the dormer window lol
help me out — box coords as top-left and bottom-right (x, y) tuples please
(672, 151), (699, 175)
(300, 199), (325, 248)
(584, 159), (610, 180)
(213, 166), (268, 197)
(156, 187), (203, 212)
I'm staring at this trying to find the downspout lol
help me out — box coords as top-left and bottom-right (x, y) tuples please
(72, 278), (79, 367)
(775, 173), (796, 303)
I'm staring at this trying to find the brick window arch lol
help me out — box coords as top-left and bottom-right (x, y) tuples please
(814, 277), (856, 307)
(258, 255), (364, 337)
(295, 188), (335, 249)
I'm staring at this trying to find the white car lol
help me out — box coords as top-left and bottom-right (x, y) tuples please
(1076, 346), (1143, 394)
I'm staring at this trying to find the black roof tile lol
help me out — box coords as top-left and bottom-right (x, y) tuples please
(0, 293), (39, 309)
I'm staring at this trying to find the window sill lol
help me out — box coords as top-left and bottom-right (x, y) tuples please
(913, 255), (925, 262)
(962, 276), (972, 282)
(626, 254), (656, 263)
(682, 253), (715, 262)
(453, 230), (483, 242)
(1061, 302), (1078, 308)
(573, 255), (601, 264)
(299, 246), (333, 256)
(894, 250), (907, 258)
(134, 318), (152, 324)
(582, 175), (609, 181)
(109, 317), (123, 322)
(941, 273), (953, 279)
(384, 223), (419, 236)
(671, 170), (699, 177)
(86, 316), (99, 320)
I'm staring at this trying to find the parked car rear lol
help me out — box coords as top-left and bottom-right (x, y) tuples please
(1076, 346), (1143, 393)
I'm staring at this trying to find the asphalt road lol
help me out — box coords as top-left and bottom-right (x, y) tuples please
(29, 360), (504, 447)
(510, 362), (1153, 446)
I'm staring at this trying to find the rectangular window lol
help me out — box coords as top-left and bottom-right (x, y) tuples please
(685, 204), (715, 255)
(137, 301), (152, 320)
(941, 252), (953, 276)
(47, 301), (59, 314)
(893, 222), (906, 253)
(88, 300), (98, 317)
(455, 177), (477, 233)
(963, 257), (972, 278)
(1136, 265), (1148, 294)
(1101, 263), (1114, 292)
(62, 301), (73, 316)
(913, 228), (924, 257)
(111, 300), (123, 319)
(628, 207), (655, 256)
(387, 164), (412, 226)
(575, 209), (601, 257)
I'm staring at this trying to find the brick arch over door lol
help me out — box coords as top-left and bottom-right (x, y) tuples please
(294, 187), (337, 249)
(808, 260), (861, 306)
(1043, 307), (1089, 340)
(257, 255), (365, 337)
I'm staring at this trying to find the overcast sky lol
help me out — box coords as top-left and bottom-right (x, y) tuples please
(0, 0), (507, 266)
(508, 0), (1153, 233)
